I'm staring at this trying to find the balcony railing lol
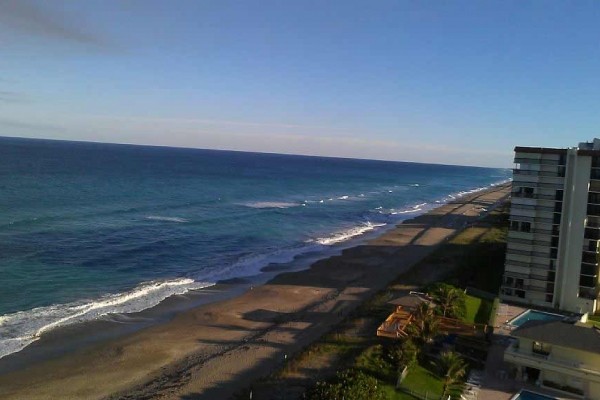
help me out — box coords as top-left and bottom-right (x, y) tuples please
(514, 158), (562, 166)
(506, 248), (551, 258)
(511, 204), (556, 213)
(505, 259), (553, 270)
(510, 215), (554, 224)
(513, 169), (564, 178)
(508, 237), (552, 247)
(505, 346), (600, 378)
(512, 192), (557, 201)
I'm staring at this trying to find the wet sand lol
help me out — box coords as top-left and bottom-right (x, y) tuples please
(0, 183), (510, 400)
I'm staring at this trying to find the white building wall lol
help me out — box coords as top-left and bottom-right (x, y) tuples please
(558, 151), (593, 313)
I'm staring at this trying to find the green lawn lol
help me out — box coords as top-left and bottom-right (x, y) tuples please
(587, 315), (600, 328)
(464, 294), (493, 324)
(397, 363), (445, 399)
(354, 345), (449, 400)
(464, 295), (482, 323)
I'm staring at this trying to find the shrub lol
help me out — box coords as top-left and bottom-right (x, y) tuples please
(393, 339), (419, 369)
(307, 369), (387, 400)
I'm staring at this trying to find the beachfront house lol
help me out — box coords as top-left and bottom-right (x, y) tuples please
(504, 319), (600, 398)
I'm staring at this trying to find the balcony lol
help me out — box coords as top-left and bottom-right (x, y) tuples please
(506, 248), (551, 259)
(511, 204), (556, 213)
(505, 283), (554, 293)
(512, 192), (557, 201)
(513, 169), (563, 178)
(588, 205), (600, 217)
(586, 228), (600, 240)
(581, 252), (599, 265)
(508, 237), (551, 247)
(505, 346), (600, 380)
(529, 273), (552, 282)
(580, 263), (599, 276)
(504, 258), (553, 271)
(510, 215), (554, 224)
(514, 158), (560, 166)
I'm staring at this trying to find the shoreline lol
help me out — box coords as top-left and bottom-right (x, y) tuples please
(0, 183), (511, 400)
(0, 180), (509, 366)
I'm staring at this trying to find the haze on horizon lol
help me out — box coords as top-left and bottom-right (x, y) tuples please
(1, 0), (599, 168)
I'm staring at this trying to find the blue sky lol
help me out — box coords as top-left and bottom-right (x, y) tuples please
(1, 0), (599, 167)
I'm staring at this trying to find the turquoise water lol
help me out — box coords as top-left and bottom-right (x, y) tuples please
(513, 390), (557, 400)
(509, 310), (564, 327)
(0, 136), (510, 359)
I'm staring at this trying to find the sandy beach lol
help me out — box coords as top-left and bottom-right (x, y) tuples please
(0, 183), (510, 400)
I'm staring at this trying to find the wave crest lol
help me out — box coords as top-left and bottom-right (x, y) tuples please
(0, 278), (211, 360)
(241, 201), (300, 209)
(146, 216), (189, 223)
(312, 222), (386, 246)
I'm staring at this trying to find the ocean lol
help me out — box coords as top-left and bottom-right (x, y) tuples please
(0, 137), (510, 359)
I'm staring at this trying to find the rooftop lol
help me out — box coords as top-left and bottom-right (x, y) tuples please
(514, 138), (600, 156)
(512, 320), (600, 353)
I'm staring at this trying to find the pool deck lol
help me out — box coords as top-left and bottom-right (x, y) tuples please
(474, 303), (579, 400)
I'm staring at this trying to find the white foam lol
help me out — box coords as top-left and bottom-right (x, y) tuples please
(337, 195), (349, 200)
(312, 222), (386, 246)
(445, 180), (509, 201)
(392, 208), (422, 215)
(201, 244), (321, 282)
(241, 201), (300, 209)
(146, 216), (188, 223)
(0, 278), (211, 360)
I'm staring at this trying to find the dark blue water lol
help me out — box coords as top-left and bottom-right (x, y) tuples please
(0, 137), (510, 358)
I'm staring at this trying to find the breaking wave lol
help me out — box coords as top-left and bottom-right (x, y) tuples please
(0, 278), (211, 360)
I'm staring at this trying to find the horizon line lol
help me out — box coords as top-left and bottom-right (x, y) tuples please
(0, 134), (509, 170)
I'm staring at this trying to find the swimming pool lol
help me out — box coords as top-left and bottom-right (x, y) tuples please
(508, 309), (564, 327)
(511, 389), (558, 400)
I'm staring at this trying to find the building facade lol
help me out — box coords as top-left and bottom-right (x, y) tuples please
(501, 140), (600, 314)
(504, 320), (600, 398)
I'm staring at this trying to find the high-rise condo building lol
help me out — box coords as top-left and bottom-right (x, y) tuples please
(501, 139), (600, 314)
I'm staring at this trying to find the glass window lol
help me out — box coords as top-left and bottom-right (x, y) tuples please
(555, 189), (564, 201)
(580, 275), (596, 288)
(532, 341), (551, 356)
(515, 279), (524, 289)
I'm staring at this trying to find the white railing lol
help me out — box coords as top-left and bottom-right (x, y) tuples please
(506, 346), (600, 377)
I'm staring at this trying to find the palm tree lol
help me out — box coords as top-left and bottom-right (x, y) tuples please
(408, 302), (440, 344)
(433, 350), (467, 398)
(431, 284), (466, 318)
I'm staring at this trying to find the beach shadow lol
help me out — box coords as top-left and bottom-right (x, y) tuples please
(132, 188), (512, 400)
